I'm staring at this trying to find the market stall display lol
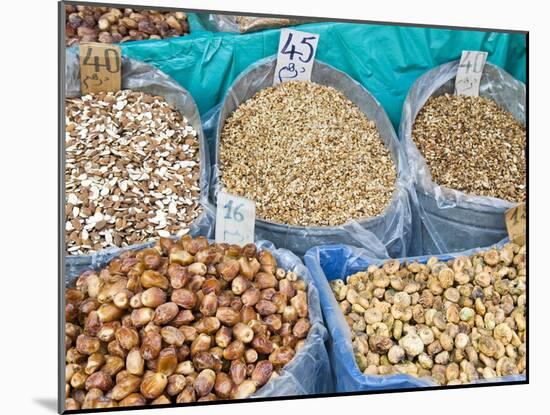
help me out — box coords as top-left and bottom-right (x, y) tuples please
(219, 81), (396, 227)
(65, 50), (210, 279)
(400, 61), (526, 255)
(411, 94), (525, 203)
(61, 8), (527, 408)
(64, 237), (331, 409)
(304, 240), (526, 392)
(65, 90), (201, 255)
(210, 56), (413, 258)
(331, 243), (526, 384)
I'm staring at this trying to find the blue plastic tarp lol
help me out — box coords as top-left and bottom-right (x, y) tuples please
(117, 19), (525, 130)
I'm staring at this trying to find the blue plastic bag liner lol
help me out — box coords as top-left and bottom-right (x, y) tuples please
(399, 61), (526, 255)
(64, 50), (215, 277)
(304, 239), (525, 392)
(119, 22), (526, 129)
(65, 239), (332, 397)
(206, 55), (414, 258)
(408, 190), (515, 257)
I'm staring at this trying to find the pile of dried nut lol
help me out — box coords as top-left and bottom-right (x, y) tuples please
(65, 90), (201, 255)
(220, 81), (397, 227)
(65, 237), (310, 409)
(330, 242), (526, 385)
(235, 16), (298, 33)
(65, 5), (189, 46)
(412, 94), (526, 202)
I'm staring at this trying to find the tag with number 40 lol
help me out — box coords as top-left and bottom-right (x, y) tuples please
(215, 191), (256, 245)
(455, 50), (488, 97)
(79, 42), (121, 95)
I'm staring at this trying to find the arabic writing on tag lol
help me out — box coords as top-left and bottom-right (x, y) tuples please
(274, 29), (319, 85)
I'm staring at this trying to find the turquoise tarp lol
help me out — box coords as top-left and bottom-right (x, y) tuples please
(119, 16), (526, 130)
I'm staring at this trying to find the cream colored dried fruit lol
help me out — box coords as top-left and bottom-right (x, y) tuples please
(331, 242), (526, 386)
(412, 94), (526, 202)
(220, 81), (397, 227)
(65, 90), (201, 255)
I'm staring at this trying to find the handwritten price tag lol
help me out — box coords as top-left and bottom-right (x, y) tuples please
(79, 42), (121, 95)
(215, 191), (256, 245)
(273, 29), (319, 85)
(455, 50), (488, 96)
(505, 202), (526, 246)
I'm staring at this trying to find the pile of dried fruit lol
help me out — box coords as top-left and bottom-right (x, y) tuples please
(65, 90), (201, 255)
(65, 5), (189, 46)
(330, 242), (526, 385)
(220, 81), (397, 227)
(65, 237), (310, 409)
(412, 94), (526, 202)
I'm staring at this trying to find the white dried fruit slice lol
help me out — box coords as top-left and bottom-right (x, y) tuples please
(65, 90), (202, 255)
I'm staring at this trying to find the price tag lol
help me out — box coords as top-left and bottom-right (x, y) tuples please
(215, 191), (256, 245)
(273, 29), (319, 85)
(505, 202), (526, 246)
(455, 50), (488, 96)
(79, 42), (121, 95)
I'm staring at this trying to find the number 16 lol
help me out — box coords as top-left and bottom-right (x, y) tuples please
(224, 200), (245, 222)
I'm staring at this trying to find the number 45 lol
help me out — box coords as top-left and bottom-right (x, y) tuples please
(281, 33), (317, 63)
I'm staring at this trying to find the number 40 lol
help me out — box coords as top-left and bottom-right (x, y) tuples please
(82, 46), (120, 73)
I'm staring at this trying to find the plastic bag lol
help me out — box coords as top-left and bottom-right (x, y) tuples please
(64, 49), (214, 278)
(304, 239), (526, 392)
(205, 55), (414, 258)
(400, 61), (526, 255)
(65, 239), (333, 397)
(198, 13), (308, 33)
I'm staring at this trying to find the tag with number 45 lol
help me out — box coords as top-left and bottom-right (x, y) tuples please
(215, 191), (256, 245)
(274, 29), (319, 85)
